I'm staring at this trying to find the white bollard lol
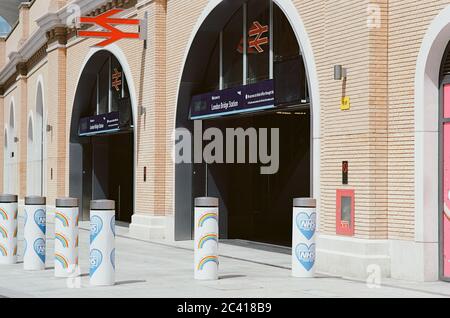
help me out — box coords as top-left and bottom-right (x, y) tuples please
(23, 196), (46, 271)
(89, 200), (115, 286)
(292, 198), (317, 278)
(194, 197), (219, 281)
(0, 194), (18, 265)
(54, 198), (79, 278)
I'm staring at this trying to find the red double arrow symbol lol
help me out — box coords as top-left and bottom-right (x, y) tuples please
(78, 9), (140, 47)
(248, 21), (269, 53)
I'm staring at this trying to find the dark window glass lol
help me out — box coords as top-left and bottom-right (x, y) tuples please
(97, 58), (109, 114)
(201, 38), (220, 92)
(273, 4), (308, 105)
(88, 85), (96, 117)
(111, 56), (122, 112)
(247, 0), (270, 84)
(223, 7), (243, 89)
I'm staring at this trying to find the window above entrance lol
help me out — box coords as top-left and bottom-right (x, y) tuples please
(77, 52), (132, 137)
(189, 0), (309, 120)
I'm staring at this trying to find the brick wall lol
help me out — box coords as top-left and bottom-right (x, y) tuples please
(387, 0), (450, 240)
(2, 0), (450, 241)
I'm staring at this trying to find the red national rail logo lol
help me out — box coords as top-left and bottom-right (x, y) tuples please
(77, 9), (142, 47)
(238, 21), (269, 54)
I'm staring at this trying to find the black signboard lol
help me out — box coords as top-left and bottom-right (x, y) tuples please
(190, 79), (275, 120)
(79, 111), (120, 136)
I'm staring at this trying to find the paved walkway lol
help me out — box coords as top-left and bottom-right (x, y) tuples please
(0, 216), (449, 298)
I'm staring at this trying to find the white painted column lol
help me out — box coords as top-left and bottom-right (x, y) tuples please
(194, 197), (219, 281)
(292, 198), (316, 278)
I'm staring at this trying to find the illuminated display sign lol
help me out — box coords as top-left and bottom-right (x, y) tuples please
(79, 112), (120, 136)
(190, 80), (275, 120)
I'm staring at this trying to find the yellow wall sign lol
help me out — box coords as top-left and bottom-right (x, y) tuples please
(341, 96), (350, 111)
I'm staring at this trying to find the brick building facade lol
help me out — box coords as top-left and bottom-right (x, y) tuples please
(0, 0), (449, 282)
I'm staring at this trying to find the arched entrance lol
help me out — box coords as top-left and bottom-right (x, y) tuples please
(5, 101), (17, 194)
(70, 50), (135, 222)
(415, 5), (450, 282)
(35, 82), (44, 196)
(439, 43), (450, 282)
(175, 0), (319, 246)
(3, 129), (7, 192)
(26, 115), (34, 195)
(26, 80), (45, 197)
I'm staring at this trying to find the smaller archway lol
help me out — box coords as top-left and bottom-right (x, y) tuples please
(4, 100), (17, 194)
(35, 81), (45, 196)
(70, 50), (135, 222)
(3, 128), (7, 192)
(26, 115), (35, 195)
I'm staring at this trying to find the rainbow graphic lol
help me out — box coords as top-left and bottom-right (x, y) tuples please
(0, 244), (7, 256)
(0, 225), (7, 239)
(0, 209), (8, 221)
(55, 212), (69, 227)
(197, 255), (219, 270)
(14, 210), (17, 220)
(75, 214), (79, 226)
(75, 235), (79, 248)
(55, 253), (68, 269)
(13, 227), (17, 238)
(198, 213), (217, 228)
(55, 233), (69, 248)
(198, 233), (218, 249)
(13, 246), (16, 256)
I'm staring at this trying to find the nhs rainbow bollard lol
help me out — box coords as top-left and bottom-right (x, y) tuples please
(292, 198), (316, 278)
(23, 196), (46, 271)
(194, 197), (219, 281)
(0, 194), (18, 264)
(90, 200), (115, 286)
(54, 198), (79, 277)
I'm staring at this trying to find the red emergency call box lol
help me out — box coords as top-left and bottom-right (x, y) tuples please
(336, 189), (355, 236)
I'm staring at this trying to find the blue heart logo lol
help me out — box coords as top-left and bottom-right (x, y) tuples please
(34, 209), (46, 234)
(110, 248), (115, 270)
(295, 243), (315, 271)
(89, 249), (103, 277)
(90, 216), (103, 243)
(296, 212), (316, 240)
(33, 238), (46, 264)
(110, 216), (115, 237)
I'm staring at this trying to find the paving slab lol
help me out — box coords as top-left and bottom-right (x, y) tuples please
(0, 216), (448, 298)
